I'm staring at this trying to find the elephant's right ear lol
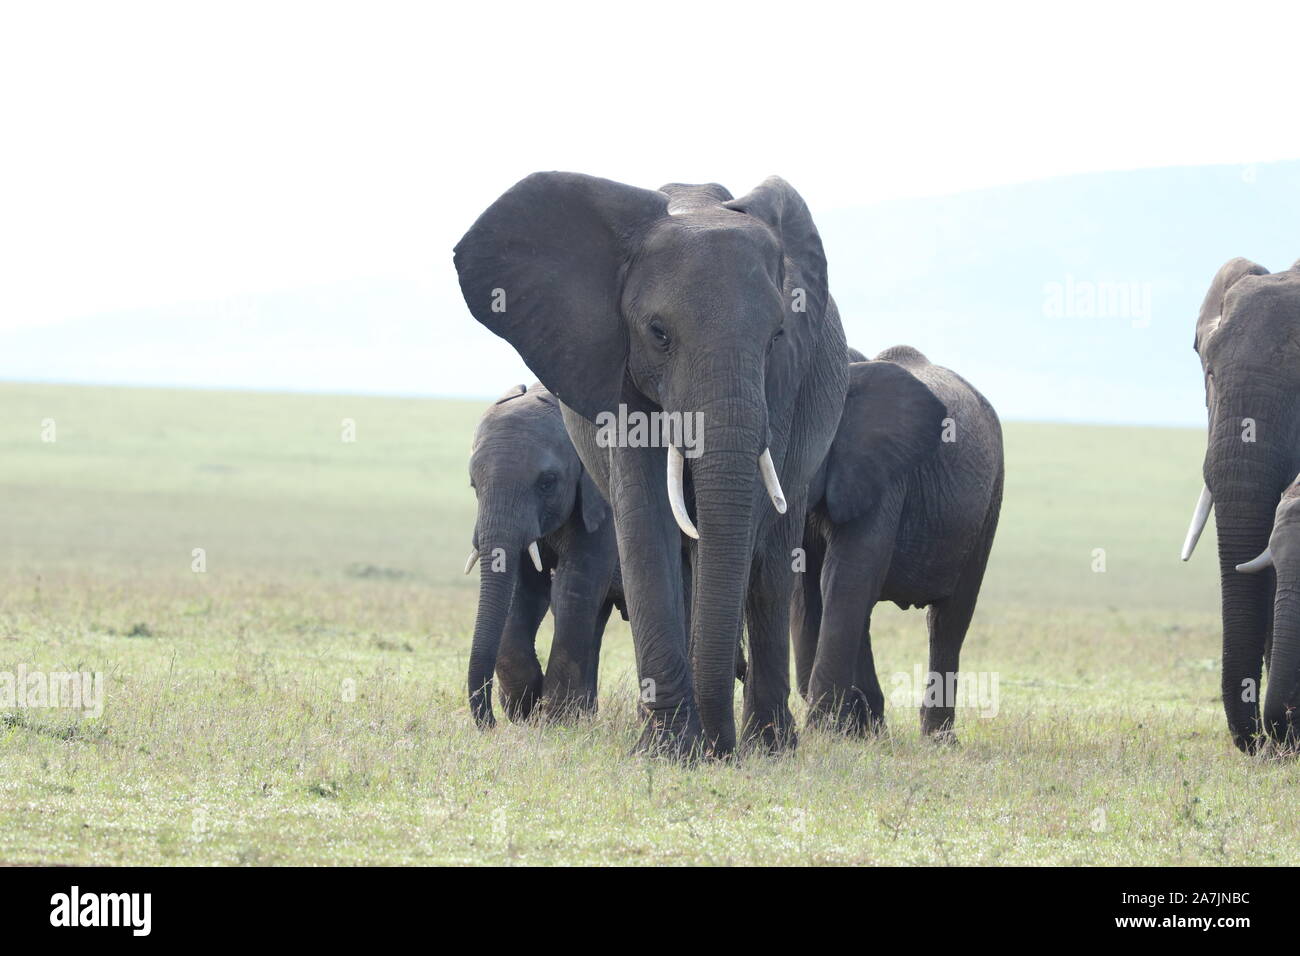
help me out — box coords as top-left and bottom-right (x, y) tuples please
(453, 173), (668, 423)
(824, 361), (947, 525)
(1195, 257), (1269, 354)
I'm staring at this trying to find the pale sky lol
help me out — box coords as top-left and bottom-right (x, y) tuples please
(3, 0), (1300, 412)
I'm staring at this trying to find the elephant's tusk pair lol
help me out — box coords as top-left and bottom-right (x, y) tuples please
(1237, 548), (1273, 574)
(463, 544), (544, 573)
(666, 445), (788, 541)
(1181, 485), (1213, 561)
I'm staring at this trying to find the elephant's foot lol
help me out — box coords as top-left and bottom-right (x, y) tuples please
(1236, 732), (1269, 756)
(633, 704), (705, 762)
(920, 707), (960, 745)
(498, 686), (543, 724)
(540, 693), (597, 725)
(806, 686), (884, 737)
(741, 705), (799, 755)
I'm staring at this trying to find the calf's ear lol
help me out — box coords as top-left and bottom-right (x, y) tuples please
(824, 361), (947, 525)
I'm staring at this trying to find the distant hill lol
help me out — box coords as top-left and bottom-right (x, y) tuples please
(6, 160), (1298, 425)
(820, 160), (1300, 426)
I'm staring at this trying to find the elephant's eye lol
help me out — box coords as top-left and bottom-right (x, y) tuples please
(537, 472), (557, 493)
(768, 328), (784, 351)
(649, 320), (671, 349)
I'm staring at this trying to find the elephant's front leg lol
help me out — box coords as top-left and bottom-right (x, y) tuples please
(542, 528), (618, 720)
(495, 573), (550, 722)
(610, 445), (700, 757)
(741, 503), (804, 753)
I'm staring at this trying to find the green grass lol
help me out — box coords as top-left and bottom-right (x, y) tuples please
(0, 381), (1291, 866)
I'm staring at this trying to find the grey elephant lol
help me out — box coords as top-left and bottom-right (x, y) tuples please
(455, 173), (849, 758)
(464, 383), (624, 727)
(793, 346), (1003, 739)
(1181, 258), (1300, 752)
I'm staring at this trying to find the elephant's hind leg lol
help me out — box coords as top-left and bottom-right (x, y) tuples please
(920, 513), (998, 741)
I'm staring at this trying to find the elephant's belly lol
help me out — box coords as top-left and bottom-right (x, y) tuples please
(880, 521), (971, 609)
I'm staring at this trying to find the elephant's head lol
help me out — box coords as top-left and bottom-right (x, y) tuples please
(463, 383), (608, 726)
(453, 173), (826, 514)
(1237, 475), (1300, 750)
(1182, 257), (1300, 751)
(818, 359), (947, 523)
(455, 173), (831, 748)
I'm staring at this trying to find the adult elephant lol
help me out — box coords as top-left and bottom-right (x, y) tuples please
(455, 174), (849, 758)
(464, 383), (624, 727)
(793, 347), (1003, 739)
(1181, 258), (1300, 753)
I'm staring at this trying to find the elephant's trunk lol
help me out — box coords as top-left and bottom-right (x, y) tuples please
(467, 541), (519, 728)
(466, 492), (539, 728)
(1207, 387), (1294, 752)
(1214, 486), (1279, 753)
(686, 392), (764, 757)
(1263, 578), (1300, 750)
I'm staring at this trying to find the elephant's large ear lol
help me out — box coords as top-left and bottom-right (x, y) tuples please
(724, 177), (828, 324)
(1195, 257), (1269, 354)
(577, 467), (610, 533)
(453, 173), (668, 423)
(824, 361), (947, 525)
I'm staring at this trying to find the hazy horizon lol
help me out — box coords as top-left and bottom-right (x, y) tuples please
(7, 158), (1298, 427)
(5, 3), (1300, 427)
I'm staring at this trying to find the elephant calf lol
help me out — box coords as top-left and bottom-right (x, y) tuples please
(793, 346), (1004, 739)
(464, 383), (624, 727)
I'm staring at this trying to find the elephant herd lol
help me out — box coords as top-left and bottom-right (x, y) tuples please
(456, 170), (1300, 759)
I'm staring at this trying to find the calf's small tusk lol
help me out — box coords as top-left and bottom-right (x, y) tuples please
(1236, 548), (1274, 574)
(464, 548), (480, 575)
(528, 541), (544, 572)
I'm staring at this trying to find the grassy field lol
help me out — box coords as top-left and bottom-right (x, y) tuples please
(1, 380), (1295, 866)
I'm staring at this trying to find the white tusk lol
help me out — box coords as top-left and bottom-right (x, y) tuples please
(528, 541), (543, 572)
(666, 444), (700, 540)
(463, 548), (480, 575)
(758, 448), (787, 515)
(1236, 548), (1273, 574)
(1180, 485), (1213, 561)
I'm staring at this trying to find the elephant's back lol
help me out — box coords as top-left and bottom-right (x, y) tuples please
(885, 362), (1004, 604)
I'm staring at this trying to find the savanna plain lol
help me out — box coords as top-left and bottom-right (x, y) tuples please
(1, 381), (1295, 865)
